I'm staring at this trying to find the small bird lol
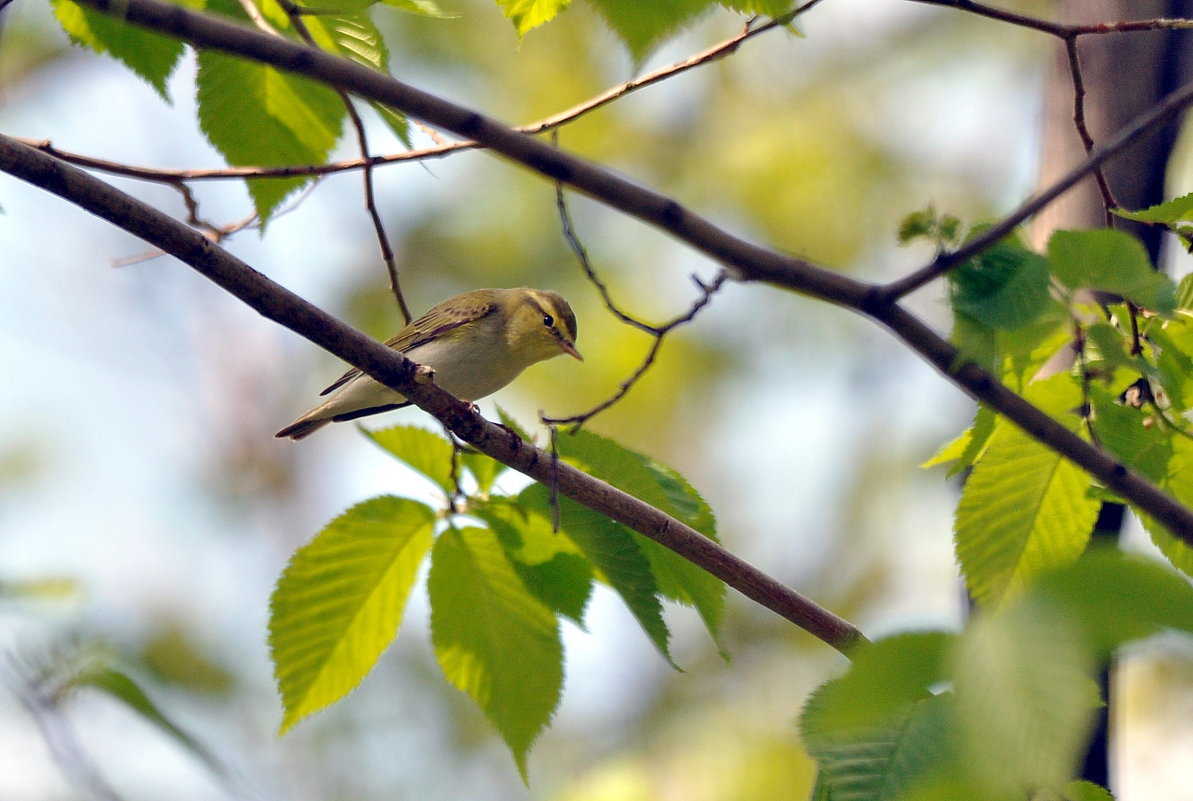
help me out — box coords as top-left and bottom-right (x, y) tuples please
(276, 287), (581, 440)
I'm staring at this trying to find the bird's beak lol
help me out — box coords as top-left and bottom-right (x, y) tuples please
(561, 341), (583, 361)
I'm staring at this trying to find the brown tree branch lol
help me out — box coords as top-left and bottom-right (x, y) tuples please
(895, 0), (1193, 297)
(66, 0), (1193, 540)
(880, 76), (1193, 299)
(909, 0), (1193, 36)
(0, 133), (866, 656)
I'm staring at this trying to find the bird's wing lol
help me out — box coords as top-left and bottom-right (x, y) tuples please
(318, 293), (500, 396)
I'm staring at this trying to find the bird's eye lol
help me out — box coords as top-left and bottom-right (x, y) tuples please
(542, 314), (554, 328)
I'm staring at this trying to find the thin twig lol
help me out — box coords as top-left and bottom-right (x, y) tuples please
(547, 424), (561, 532)
(10, 0), (823, 189)
(110, 184), (321, 267)
(1064, 37), (1117, 224)
(543, 272), (728, 429)
(444, 424), (466, 511)
(546, 179), (729, 428)
(345, 98), (413, 323)
(277, 0), (412, 322)
(552, 171), (655, 335)
(909, 0), (1193, 37)
(895, 0), (1193, 292)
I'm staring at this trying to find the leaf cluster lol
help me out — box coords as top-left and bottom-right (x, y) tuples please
(268, 419), (725, 775)
(800, 549), (1193, 801)
(921, 223), (1193, 605)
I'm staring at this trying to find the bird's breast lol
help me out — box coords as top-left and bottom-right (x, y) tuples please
(405, 335), (523, 402)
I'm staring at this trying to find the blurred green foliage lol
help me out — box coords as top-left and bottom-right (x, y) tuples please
(9, 0), (1193, 799)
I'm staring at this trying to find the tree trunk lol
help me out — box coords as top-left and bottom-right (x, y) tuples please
(1030, 1), (1193, 789)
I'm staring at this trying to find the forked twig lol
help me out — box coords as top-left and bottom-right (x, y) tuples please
(887, 1), (1193, 299)
(544, 181), (728, 429)
(277, 0), (412, 322)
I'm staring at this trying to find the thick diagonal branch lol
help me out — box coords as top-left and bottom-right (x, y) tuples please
(67, 0), (1193, 541)
(0, 134), (866, 656)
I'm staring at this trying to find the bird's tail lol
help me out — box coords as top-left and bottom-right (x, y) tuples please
(274, 415), (332, 440)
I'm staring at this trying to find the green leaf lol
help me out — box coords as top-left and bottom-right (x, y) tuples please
(521, 484), (674, 665)
(497, 407), (535, 443)
(806, 631), (954, 733)
(1177, 272), (1193, 310)
(1141, 517), (1193, 583)
(922, 405), (996, 477)
(461, 449), (508, 495)
(496, 0), (573, 35)
(801, 689), (958, 801)
(949, 309), (998, 370)
(1088, 388), (1171, 484)
(270, 496), (435, 733)
(1064, 780), (1116, 801)
(369, 101), (414, 148)
(951, 598), (1098, 798)
(998, 300), (1071, 392)
(586, 0), (715, 62)
(474, 498), (594, 623)
(1048, 229), (1176, 314)
(428, 527), (562, 777)
(1140, 436), (1193, 578)
(1031, 548), (1193, 657)
(552, 427), (719, 554)
(195, 49), (345, 224)
(1152, 314), (1193, 412)
(554, 428), (725, 650)
(305, 12), (390, 72)
(363, 424), (456, 495)
(381, 0), (458, 16)
(1084, 322), (1138, 371)
(1114, 192), (1193, 224)
(718, 0), (795, 15)
(950, 238), (1051, 329)
(955, 376), (1100, 606)
(922, 428), (970, 469)
(51, 0), (183, 101)
(294, 0), (380, 10)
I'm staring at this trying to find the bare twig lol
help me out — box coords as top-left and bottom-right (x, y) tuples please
(893, 0), (1193, 294)
(1064, 37), (1117, 224)
(553, 179), (655, 336)
(881, 78), (1193, 300)
(277, 0), (412, 322)
(909, 0), (1193, 37)
(345, 97), (412, 323)
(546, 179), (728, 428)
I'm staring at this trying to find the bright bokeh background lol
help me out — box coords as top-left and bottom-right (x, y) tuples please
(1, 1), (1191, 799)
